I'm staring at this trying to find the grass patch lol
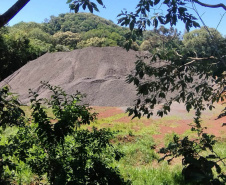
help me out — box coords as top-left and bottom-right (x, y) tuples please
(115, 135), (158, 166)
(119, 163), (185, 185)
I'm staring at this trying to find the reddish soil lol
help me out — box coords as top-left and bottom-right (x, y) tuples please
(143, 120), (152, 127)
(153, 114), (226, 140)
(204, 116), (226, 137)
(153, 120), (191, 140)
(93, 102), (226, 144)
(93, 106), (124, 119)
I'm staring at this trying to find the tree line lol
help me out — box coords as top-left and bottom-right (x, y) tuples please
(1, 12), (225, 82)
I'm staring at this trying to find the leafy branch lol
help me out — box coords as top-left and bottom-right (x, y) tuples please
(67, 0), (104, 13)
(159, 110), (226, 184)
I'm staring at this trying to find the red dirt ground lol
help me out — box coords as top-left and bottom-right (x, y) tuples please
(93, 106), (124, 119)
(92, 103), (226, 144)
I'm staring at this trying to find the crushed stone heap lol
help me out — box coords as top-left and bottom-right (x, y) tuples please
(0, 47), (143, 107)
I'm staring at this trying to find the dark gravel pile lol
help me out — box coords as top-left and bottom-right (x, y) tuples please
(0, 47), (143, 106)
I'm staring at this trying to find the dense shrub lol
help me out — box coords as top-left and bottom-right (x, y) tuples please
(0, 82), (128, 184)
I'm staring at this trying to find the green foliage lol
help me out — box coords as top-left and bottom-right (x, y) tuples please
(55, 44), (70, 52)
(117, 0), (200, 32)
(30, 82), (97, 141)
(43, 13), (129, 48)
(117, 135), (158, 166)
(0, 86), (25, 184)
(0, 23), (57, 80)
(0, 83), (128, 184)
(140, 26), (181, 51)
(11, 21), (42, 32)
(77, 37), (117, 48)
(119, 163), (184, 185)
(127, 52), (213, 118)
(43, 13), (126, 35)
(183, 27), (224, 58)
(67, 0), (104, 13)
(159, 111), (226, 184)
(53, 31), (80, 49)
(126, 25), (226, 182)
(116, 0), (200, 49)
(28, 28), (53, 43)
(1, 1), (226, 184)
(114, 1), (226, 184)
(29, 38), (54, 55)
(126, 26), (226, 118)
(0, 86), (25, 129)
(2, 11), (188, 81)
(10, 22), (55, 54)
(0, 27), (38, 81)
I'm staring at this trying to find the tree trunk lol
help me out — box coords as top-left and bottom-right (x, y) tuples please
(0, 0), (30, 28)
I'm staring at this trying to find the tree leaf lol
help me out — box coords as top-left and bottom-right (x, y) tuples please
(82, 3), (87, 10)
(215, 163), (221, 174)
(163, 0), (170, 4)
(67, 0), (73, 4)
(96, 0), (103, 5)
(206, 154), (217, 159)
(154, 0), (160, 5)
(158, 16), (164, 24)
(193, 21), (200, 28)
(88, 4), (93, 13)
(130, 21), (134, 31)
(153, 18), (158, 28)
(74, 4), (80, 13)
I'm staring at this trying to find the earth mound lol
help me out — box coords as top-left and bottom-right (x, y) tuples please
(0, 47), (144, 106)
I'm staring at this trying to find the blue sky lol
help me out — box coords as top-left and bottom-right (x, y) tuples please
(1, 0), (226, 35)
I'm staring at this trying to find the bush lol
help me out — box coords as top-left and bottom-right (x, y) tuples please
(0, 82), (128, 184)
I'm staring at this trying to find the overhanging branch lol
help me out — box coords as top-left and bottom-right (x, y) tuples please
(0, 0), (30, 28)
(192, 0), (226, 11)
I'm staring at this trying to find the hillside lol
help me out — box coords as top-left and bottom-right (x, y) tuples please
(1, 12), (181, 81)
(42, 13), (126, 34)
(0, 13), (137, 81)
(0, 47), (143, 106)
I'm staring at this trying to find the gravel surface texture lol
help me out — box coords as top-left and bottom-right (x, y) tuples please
(0, 47), (145, 106)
